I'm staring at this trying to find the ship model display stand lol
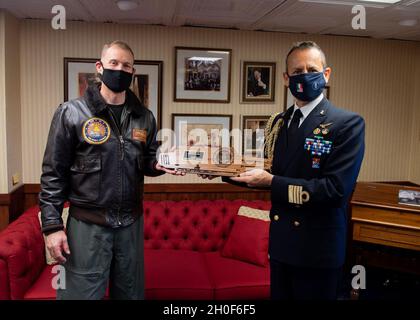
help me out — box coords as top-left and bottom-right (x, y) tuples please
(158, 146), (271, 176)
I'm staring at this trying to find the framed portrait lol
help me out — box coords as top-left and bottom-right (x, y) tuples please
(172, 114), (232, 148)
(283, 85), (330, 111)
(242, 62), (276, 103)
(174, 47), (232, 103)
(63, 58), (163, 130)
(242, 115), (270, 156)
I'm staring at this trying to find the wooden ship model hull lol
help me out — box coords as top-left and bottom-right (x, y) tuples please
(158, 146), (270, 177)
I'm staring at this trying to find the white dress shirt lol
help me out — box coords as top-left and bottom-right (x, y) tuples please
(287, 93), (324, 128)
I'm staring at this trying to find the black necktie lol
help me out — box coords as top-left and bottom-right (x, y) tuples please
(288, 109), (303, 147)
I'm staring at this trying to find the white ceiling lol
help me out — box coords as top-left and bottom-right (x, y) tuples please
(0, 0), (419, 41)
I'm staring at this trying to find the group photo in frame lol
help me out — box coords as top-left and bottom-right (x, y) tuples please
(63, 58), (163, 130)
(283, 85), (330, 111)
(242, 115), (270, 156)
(171, 113), (232, 148)
(242, 61), (276, 103)
(174, 47), (232, 103)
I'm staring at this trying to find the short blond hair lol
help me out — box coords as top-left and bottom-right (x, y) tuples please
(101, 40), (135, 60)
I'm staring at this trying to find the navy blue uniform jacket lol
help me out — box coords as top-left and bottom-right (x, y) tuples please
(269, 98), (365, 267)
(227, 97), (365, 268)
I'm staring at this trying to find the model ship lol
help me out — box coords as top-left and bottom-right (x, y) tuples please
(158, 146), (271, 177)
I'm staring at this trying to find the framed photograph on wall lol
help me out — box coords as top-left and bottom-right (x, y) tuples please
(283, 85), (330, 111)
(64, 58), (163, 130)
(242, 62), (276, 103)
(242, 115), (270, 156)
(64, 58), (99, 101)
(174, 47), (232, 103)
(131, 60), (163, 131)
(172, 114), (232, 148)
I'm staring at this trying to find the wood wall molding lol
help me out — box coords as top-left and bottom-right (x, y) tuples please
(0, 207), (8, 232)
(0, 193), (11, 205)
(24, 183), (269, 193)
(0, 184), (24, 231)
(2, 183), (270, 230)
(23, 183), (270, 211)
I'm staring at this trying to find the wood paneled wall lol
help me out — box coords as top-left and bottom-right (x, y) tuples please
(0, 184), (24, 231)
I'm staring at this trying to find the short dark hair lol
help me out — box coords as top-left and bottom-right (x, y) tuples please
(285, 41), (327, 71)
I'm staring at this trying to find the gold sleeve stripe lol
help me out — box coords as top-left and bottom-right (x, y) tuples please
(288, 185), (310, 204)
(288, 185), (294, 204)
(297, 186), (302, 205)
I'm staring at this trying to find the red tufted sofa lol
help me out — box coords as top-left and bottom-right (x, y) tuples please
(0, 199), (271, 300)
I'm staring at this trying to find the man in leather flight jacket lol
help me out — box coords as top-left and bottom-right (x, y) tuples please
(39, 41), (180, 300)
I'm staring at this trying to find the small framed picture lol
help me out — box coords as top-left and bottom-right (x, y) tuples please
(172, 114), (232, 148)
(174, 47), (232, 103)
(130, 60), (163, 131)
(242, 115), (270, 156)
(242, 62), (276, 103)
(398, 189), (420, 207)
(63, 58), (100, 101)
(283, 85), (330, 111)
(63, 58), (163, 130)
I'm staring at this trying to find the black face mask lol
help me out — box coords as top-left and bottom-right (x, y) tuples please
(100, 63), (133, 93)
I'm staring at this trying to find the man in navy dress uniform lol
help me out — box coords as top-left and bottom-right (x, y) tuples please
(228, 41), (365, 300)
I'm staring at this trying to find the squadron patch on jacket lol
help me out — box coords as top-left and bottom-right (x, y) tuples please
(82, 118), (111, 145)
(132, 128), (147, 143)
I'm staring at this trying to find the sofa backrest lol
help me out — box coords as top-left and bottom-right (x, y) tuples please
(143, 200), (271, 252)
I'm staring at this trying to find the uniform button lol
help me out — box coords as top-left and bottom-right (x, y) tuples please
(273, 215), (279, 221)
(294, 221), (300, 227)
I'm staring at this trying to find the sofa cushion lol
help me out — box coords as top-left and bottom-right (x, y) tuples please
(24, 265), (110, 300)
(144, 249), (213, 300)
(221, 206), (270, 267)
(204, 252), (270, 300)
(24, 265), (56, 300)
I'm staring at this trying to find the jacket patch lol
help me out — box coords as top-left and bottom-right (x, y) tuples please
(132, 128), (147, 143)
(312, 157), (321, 169)
(133, 128), (147, 143)
(82, 118), (111, 145)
